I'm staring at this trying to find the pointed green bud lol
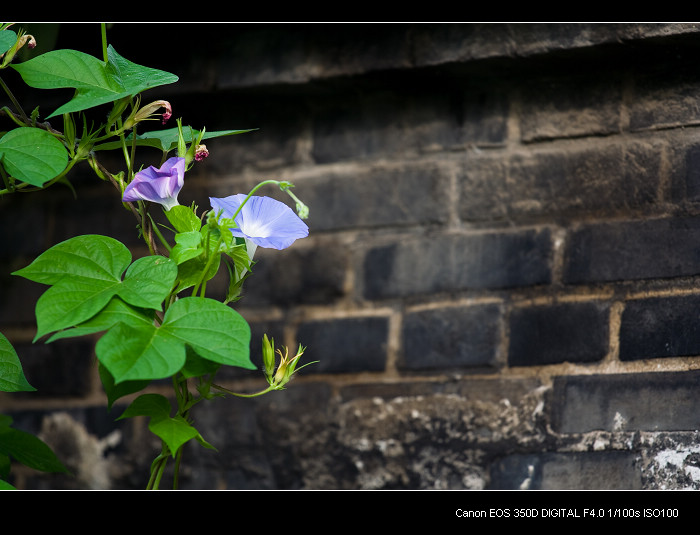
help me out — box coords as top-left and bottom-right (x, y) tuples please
(262, 334), (276, 383)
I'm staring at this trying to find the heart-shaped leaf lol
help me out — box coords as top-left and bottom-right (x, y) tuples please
(13, 235), (177, 339)
(96, 296), (252, 383)
(0, 127), (68, 186)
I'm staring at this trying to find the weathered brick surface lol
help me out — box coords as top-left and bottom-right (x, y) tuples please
(509, 302), (610, 366)
(363, 229), (552, 300)
(4, 23), (700, 491)
(564, 216), (700, 283)
(296, 316), (389, 374)
(619, 295), (700, 361)
(400, 304), (502, 371)
(489, 452), (643, 490)
(551, 371), (700, 433)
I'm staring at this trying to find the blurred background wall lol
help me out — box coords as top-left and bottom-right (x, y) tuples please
(3, 22), (700, 489)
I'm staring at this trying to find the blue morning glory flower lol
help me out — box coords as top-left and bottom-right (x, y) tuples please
(122, 157), (186, 210)
(210, 194), (309, 250)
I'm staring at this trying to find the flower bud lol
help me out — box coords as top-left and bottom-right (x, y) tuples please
(194, 144), (209, 161)
(126, 100), (173, 129)
(262, 334), (276, 382)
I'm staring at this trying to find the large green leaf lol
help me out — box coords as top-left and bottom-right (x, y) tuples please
(46, 296), (155, 343)
(97, 296), (253, 383)
(0, 332), (34, 392)
(0, 127), (68, 186)
(11, 45), (178, 118)
(12, 235), (177, 339)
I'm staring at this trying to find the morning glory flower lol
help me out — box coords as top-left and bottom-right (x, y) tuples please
(122, 157), (185, 211)
(210, 194), (309, 250)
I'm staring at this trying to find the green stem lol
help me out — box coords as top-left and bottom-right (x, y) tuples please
(0, 76), (29, 123)
(100, 23), (108, 63)
(147, 213), (172, 253)
(211, 382), (276, 398)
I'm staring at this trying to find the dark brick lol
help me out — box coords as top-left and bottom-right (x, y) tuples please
(564, 216), (700, 284)
(296, 316), (389, 374)
(311, 86), (507, 163)
(508, 302), (609, 366)
(240, 241), (348, 307)
(619, 294), (700, 361)
(363, 229), (552, 300)
(297, 163), (450, 232)
(400, 304), (502, 371)
(503, 142), (659, 221)
(8, 338), (95, 398)
(551, 371), (700, 433)
(667, 135), (700, 205)
(629, 70), (700, 131)
(519, 73), (623, 141)
(489, 452), (642, 490)
(458, 157), (509, 222)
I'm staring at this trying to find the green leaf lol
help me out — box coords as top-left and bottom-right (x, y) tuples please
(149, 416), (199, 456)
(0, 479), (16, 490)
(97, 297), (253, 383)
(93, 127), (256, 153)
(170, 231), (203, 265)
(118, 392), (170, 420)
(118, 394), (198, 456)
(159, 297), (251, 368)
(96, 321), (184, 383)
(13, 233), (131, 286)
(46, 297), (154, 343)
(0, 420), (68, 474)
(11, 46), (178, 118)
(0, 332), (34, 392)
(0, 127), (68, 186)
(165, 205), (202, 234)
(12, 235), (177, 339)
(0, 30), (17, 56)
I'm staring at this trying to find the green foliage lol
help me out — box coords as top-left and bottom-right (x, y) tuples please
(0, 332), (34, 392)
(0, 127), (68, 186)
(0, 414), (69, 488)
(0, 23), (314, 489)
(11, 46), (178, 118)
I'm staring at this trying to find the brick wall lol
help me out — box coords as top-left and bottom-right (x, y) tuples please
(3, 23), (700, 490)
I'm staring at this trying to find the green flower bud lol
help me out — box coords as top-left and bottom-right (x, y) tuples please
(262, 334), (276, 383)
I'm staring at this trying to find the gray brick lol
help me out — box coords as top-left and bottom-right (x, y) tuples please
(239, 241), (348, 307)
(363, 229), (552, 300)
(629, 70), (700, 131)
(296, 316), (389, 374)
(519, 73), (623, 141)
(551, 371), (700, 433)
(400, 304), (502, 371)
(503, 142), (659, 221)
(8, 339), (95, 398)
(564, 216), (700, 283)
(311, 86), (507, 164)
(619, 295), (700, 361)
(298, 163), (450, 232)
(508, 302), (610, 366)
(489, 452), (642, 490)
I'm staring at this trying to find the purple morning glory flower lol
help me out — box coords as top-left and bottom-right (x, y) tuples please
(122, 157), (186, 210)
(210, 194), (309, 250)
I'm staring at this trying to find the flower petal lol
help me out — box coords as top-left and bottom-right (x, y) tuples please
(210, 194), (308, 250)
(123, 157), (185, 210)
